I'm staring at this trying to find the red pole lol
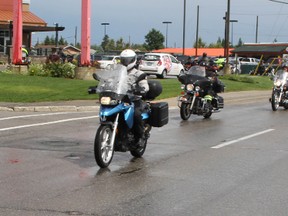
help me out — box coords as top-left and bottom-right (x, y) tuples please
(12, 0), (23, 65)
(81, 0), (91, 66)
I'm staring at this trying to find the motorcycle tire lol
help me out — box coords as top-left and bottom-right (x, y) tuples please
(130, 138), (147, 158)
(94, 125), (114, 168)
(180, 103), (191, 120)
(203, 111), (212, 118)
(271, 91), (280, 111)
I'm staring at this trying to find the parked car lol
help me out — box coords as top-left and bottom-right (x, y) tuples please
(98, 55), (120, 69)
(238, 57), (260, 65)
(139, 53), (184, 78)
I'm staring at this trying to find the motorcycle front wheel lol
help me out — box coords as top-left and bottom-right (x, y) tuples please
(271, 91), (280, 111)
(94, 125), (114, 168)
(180, 103), (191, 120)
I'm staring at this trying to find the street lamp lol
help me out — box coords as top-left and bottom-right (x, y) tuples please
(230, 19), (238, 46)
(162, 21), (172, 48)
(101, 22), (110, 37)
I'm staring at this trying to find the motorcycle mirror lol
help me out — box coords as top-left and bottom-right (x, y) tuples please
(92, 73), (100, 81)
(136, 73), (147, 83)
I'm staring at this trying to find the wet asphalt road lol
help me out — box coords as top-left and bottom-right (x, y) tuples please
(1, 98), (288, 216)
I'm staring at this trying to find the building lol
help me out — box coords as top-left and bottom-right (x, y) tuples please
(231, 43), (288, 60)
(152, 47), (233, 57)
(0, 0), (64, 55)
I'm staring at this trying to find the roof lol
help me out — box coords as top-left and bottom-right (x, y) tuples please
(0, 10), (46, 26)
(152, 48), (233, 57)
(232, 43), (288, 55)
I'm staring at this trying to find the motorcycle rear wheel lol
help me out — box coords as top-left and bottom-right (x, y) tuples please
(130, 139), (147, 157)
(271, 91), (280, 111)
(94, 125), (114, 168)
(180, 103), (191, 120)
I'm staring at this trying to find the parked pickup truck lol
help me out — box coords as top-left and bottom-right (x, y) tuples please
(238, 57), (260, 65)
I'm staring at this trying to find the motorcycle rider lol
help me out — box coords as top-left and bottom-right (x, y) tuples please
(119, 49), (149, 149)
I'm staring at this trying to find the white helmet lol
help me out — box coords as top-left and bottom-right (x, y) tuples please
(120, 49), (137, 70)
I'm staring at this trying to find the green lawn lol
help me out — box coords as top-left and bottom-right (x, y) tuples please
(0, 72), (273, 102)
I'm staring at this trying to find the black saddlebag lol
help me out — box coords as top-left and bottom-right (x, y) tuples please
(150, 102), (169, 127)
(212, 96), (224, 109)
(212, 79), (225, 93)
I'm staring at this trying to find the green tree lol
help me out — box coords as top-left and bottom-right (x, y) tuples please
(106, 39), (115, 51)
(236, 38), (243, 47)
(144, 28), (164, 51)
(116, 38), (126, 50)
(44, 36), (51, 45)
(101, 35), (110, 52)
(58, 36), (68, 46)
(193, 37), (206, 48)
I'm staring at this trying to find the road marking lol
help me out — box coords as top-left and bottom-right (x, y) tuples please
(211, 129), (275, 149)
(0, 116), (98, 132)
(0, 112), (94, 121)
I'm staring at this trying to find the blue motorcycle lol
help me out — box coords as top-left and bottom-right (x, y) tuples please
(90, 65), (168, 168)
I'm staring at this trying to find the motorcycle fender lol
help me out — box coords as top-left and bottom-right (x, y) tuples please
(100, 121), (113, 127)
(124, 105), (134, 129)
(179, 95), (192, 103)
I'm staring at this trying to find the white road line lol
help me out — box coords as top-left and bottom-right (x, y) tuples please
(211, 129), (275, 149)
(0, 112), (94, 121)
(0, 116), (98, 132)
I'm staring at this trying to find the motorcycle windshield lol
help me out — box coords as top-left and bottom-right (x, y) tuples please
(274, 70), (288, 83)
(186, 65), (206, 77)
(96, 64), (131, 96)
(178, 65), (207, 84)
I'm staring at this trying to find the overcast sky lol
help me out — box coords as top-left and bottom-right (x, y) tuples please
(30, 0), (288, 47)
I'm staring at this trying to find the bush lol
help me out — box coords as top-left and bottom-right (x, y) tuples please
(43, 62), (76, 79)
(28, 63), (50, 77)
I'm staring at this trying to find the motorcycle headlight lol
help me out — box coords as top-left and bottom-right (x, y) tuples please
(100, 96), (111, 105)
(195, 86), (201, 91)
(274, 80), (282, 87)
(186, 84), (194, 91)
(180, 84), (185, 90)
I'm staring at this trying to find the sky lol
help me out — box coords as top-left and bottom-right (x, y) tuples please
(29, 0), (288, 48)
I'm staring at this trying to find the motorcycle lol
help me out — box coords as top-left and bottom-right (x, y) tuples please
(177, 65), (224, 120)
(270, 69), (288, 111)
(89, 65), (169, 168)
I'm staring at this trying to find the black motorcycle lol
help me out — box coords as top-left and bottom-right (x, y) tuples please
(270, 69), (288, 111)
(177, 65), (224, 120)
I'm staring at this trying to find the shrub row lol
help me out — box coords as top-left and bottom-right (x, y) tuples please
(28, 62), (76, 79)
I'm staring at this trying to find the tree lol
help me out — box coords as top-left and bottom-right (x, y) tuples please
(193, 37), (206, 48)
(236, 38), (243, 47)
(144, 28), (164, 51)
(101, 35), (110, 52)
(44, 36), (51, 45)
(58, 36), (68, 46)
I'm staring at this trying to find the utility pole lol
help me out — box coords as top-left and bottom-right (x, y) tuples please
(195, 5), (199, 57)
(224, 0), (231, 74)
(54, 23), (59, 48)
(182, 0), (186, 55)
(255, 16), (259, 43)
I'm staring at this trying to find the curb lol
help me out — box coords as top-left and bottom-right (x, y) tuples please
(0, 90), (271, 112)
(0, 105), (99, 112)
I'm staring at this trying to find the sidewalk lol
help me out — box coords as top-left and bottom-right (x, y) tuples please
(0, 90), (271, 112)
